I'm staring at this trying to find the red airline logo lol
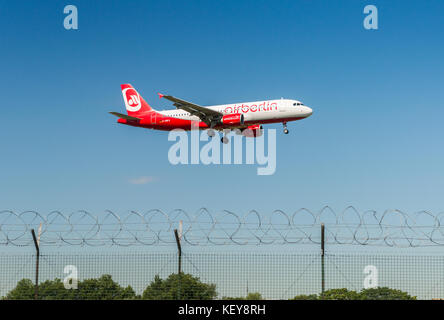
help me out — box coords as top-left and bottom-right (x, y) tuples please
(124, 88), (142, 112)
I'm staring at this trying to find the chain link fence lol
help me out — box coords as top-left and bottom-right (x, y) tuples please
(1, 208), (444, 300)
(1, 251), (444, 300)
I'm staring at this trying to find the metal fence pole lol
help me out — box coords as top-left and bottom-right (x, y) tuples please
(31, 229), (40, 300)
(321, 223), (325, 294)
(174, 229), (182, 300)
(174, 229), (182, 274)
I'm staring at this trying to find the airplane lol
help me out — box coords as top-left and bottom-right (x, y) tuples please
(110, 84), (313, 143)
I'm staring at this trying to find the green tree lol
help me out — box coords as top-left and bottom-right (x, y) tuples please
(292, 287), (415, 300)
(142, 273), (217, 300)
(75, 274), (136, 300)
(4, 275), (136, 300)
(5, 278), (75, 300)
(359, 287), (416, 300)
(319, 288), (361, 300)
(222, 292), (263, 300)
(292, 289), (359, 300)
(37, 278), (76, 300)
(291, 294), (318, 300)
(245, 292), (262, 300)
(5, 279), (36, 300)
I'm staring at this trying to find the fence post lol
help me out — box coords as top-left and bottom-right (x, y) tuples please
(174, 229), (182, 274)
(174, 228), (182, 300)
(31, 229), (40, 300)
(321, 223), (325, 294)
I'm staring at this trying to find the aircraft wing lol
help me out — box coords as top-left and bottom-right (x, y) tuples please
(109, 112), (141, 121)
(159, 93), (223, 127)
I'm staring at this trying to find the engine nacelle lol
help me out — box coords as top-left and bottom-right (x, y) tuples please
(242, 124), (263, 137)
(221, 113), (244, 125)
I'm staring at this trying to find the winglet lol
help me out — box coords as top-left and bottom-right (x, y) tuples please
(158, 92), (164, 99)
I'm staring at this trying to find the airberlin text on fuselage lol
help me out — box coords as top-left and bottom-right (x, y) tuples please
(224, 102), (277, 114)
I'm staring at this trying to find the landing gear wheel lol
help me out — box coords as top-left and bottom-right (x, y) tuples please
(221, 137), (229, 144)
(283, 122), (289, 134)
(207, 129), (216, 138)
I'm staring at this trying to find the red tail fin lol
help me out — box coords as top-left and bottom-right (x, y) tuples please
(121, 84), (154, 116)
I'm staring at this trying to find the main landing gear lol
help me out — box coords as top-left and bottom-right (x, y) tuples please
(221, 129), (230, 144)
(220, 129), (230, 144)
(207, 129), (216, 138)
(207, 129), (229, 143)
(283, 122), (289, 134)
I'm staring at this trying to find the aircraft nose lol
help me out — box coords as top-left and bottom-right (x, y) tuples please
(304, 106), (313, 117)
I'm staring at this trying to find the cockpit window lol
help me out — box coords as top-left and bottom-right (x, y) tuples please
(293, 102), (304, 106)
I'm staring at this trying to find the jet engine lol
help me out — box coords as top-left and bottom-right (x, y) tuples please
(242, 124), (263, 137)
(221, 113), (244, 125)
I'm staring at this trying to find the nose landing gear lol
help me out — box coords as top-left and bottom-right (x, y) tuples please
(283, 122), (289, 134)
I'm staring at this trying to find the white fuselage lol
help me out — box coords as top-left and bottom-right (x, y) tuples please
(158, 98), (313, 123)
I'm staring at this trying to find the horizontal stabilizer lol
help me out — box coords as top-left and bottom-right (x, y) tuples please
(109, 112), (141, 121)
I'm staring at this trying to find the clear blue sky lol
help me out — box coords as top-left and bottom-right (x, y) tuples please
(0, 0), (443, 215)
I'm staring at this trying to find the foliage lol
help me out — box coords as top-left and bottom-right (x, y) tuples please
(5, 279), (36, 300)
(359, 287), (416, 300)
(4, 276), (416, 301)
(142, 273), (217, 300)
(75, 274), (137, 300)
(291, 294), (318, 300)
(319, 288), (361, 300)
(4, 275), (137, 300)
(222, 292), (263, 300)
(292, 287), (416, 300)
(245, 292), (263, 300)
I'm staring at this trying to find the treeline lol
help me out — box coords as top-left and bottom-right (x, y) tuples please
(292, 288), (416, 300)
(3, 273), (217, 300)
(2, 273), (416, 300)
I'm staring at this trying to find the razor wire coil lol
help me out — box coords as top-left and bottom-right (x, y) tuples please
(1, 207), (444, 247)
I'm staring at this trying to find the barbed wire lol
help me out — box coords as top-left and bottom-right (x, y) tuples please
(1, 207), (444, 247)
